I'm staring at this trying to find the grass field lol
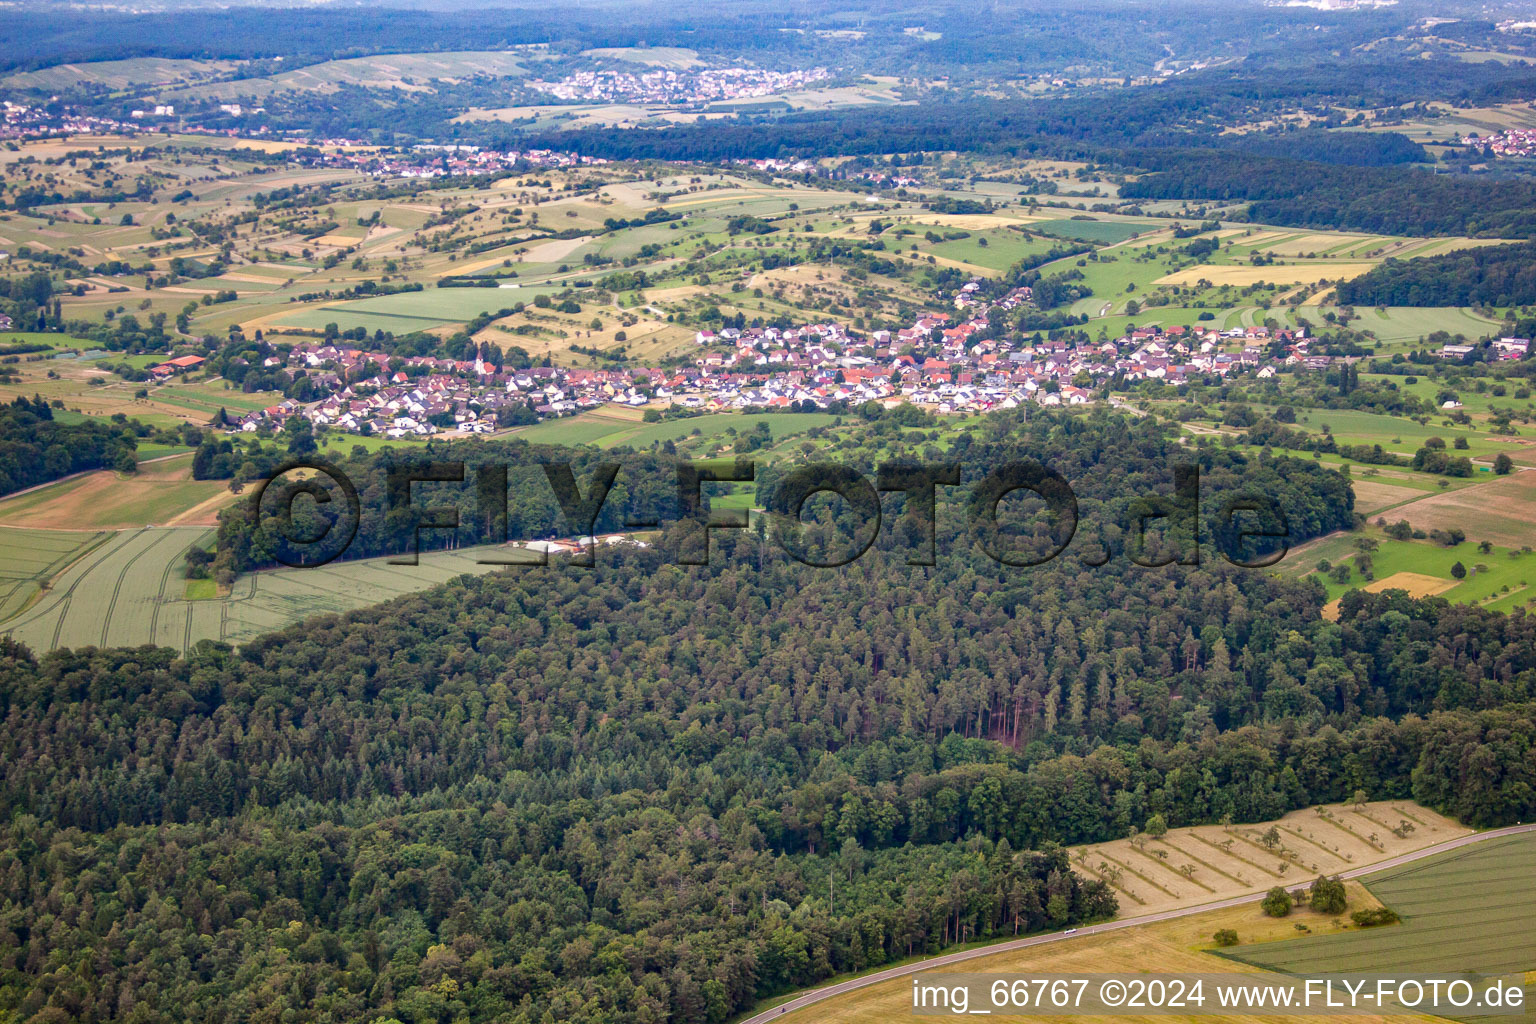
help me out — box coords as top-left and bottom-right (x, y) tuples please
(1032, 218), (1147, 244)
(1291, 533), (1536, 617)
(1339, 306), (1506, 345)
(921, 230), (1063, 273)
(509, 410), (840, 452)
(0, 454), (237, 530)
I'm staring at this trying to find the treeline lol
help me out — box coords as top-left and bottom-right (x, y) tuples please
(211, 410), (1353, 576)
(1336, 240), (1536, 307)
(1121, 151), (1536, 238)
(1138, 127), (1428, 167)
(505, 56), (1530, 164)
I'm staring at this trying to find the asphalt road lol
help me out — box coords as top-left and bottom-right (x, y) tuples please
(740, 823), (1536, 1024)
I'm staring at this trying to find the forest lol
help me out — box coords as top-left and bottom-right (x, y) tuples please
(1335, 240), (1536, 308)
(5, 412), (1534, 1024)
(1120, 151), (1536, 238)
(0, 395), (141, 496)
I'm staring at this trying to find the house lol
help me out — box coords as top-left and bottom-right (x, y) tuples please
(149, 354), (207, 377)
(1494, 337), (1529, 360)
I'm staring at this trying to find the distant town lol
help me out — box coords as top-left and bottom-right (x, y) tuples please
(531, 67), (832, 105)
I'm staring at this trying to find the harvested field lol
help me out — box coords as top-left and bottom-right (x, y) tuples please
(1068, 802), (1466, 918)
(1388, 471), (1536, 550)
(1157, 263), (1377, 287)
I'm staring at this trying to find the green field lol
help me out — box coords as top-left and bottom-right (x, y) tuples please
(0, 527), (216, 652)
(510, 410), (840, 451)
(1229, 831), (1536, 1019)
(922, 230), (1062, 272)
(272, 283), (572, 332)
(1340, 306), (1506, 346)
(1295, 535), (1536, 613)
(0, 528), (112, 624)
(1032, 217), (1148, 244)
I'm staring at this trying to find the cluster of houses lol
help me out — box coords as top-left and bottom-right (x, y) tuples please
(1439, 337), (1529, 360)
(0, 101), (140, 141)
(532, 67), (830, 105)
(1459, 128), (1536, 159)
(295, 145), (608, 179)
(219, 290), (1321, 439)
(732, 156), (924, 188)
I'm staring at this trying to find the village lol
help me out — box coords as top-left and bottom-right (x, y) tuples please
(1459, 126), (1536, 159)
(530, 66), (832, 105)
(166, 286), (1352, 441)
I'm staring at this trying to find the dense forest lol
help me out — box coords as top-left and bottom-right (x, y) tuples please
(1335, 240), (1536, 308)
(1120, 151), (1536, 239)
(6, 412), (1534, 1024)
(0, 395), (139, 496)
(212, 409), (1354, 577)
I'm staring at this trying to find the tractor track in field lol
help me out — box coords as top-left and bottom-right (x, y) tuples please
(98, 529), (187, 648)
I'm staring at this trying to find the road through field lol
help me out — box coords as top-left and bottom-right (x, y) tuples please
(739, 824), (1536, 1024)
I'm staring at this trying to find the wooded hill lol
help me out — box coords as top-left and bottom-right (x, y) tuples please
(2, 412), (1533, 1023)
(1335, 240), (1536, 308)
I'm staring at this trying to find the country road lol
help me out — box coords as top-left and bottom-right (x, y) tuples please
(739, 824), (1536, 1024)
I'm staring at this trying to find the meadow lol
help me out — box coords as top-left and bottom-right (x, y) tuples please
(508, 410), (840, 452)
(921, 230), (1063, 272)
(0, 454), (235, 530)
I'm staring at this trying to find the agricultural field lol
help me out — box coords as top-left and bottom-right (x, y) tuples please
(0, 453), (236, 530)
(1385, 469), (1536, 552)
(0, 525), (537, 654)
(0, 528), (112, 623)
(166, 51), (532, 102)
(1068, 802), (1466, 918)
(1230, 831), (1536, 1013)
(0, 526), (217, 652)
(0, 57), (239, 92)
(777, 802), (1474, 1024)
